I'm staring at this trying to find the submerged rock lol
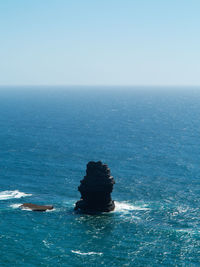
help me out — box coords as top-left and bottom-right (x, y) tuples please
(75, 161), (115, 213)
(20, 203), (53, 212)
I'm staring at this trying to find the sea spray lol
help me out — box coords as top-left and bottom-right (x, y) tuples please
(0, 190), (32, 200)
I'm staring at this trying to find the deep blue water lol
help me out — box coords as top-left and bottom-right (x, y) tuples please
(1, 87), (200, 266)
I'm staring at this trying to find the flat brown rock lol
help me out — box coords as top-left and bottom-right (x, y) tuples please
(20, 203), (53, 212)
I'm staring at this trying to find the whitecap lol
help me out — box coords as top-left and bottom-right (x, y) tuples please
(10, 203), (22, 209)
(46, 208), (56, 212)
(177, 206), (188, 213)
(176, 229), (192, 233)
(20, 206), (55, 212)
(20, 206), (33, 211)
(43, 240), (51, 248)
(71, 250), (103, 256)
(176, 229), (200, 235)
(114, 201), (149, 212)
(0, 190), (32, 200)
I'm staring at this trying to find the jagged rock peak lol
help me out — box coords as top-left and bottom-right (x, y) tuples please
(75, 161), (115, 213)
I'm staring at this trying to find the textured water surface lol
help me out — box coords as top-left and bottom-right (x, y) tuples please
(0, 87), (200, 266)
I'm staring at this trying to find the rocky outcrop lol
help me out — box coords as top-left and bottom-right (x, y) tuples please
(20, 203), (53, 211)
(75, 161), (115, 213)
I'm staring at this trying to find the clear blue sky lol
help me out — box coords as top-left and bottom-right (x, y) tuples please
(0, 0), (200, 86)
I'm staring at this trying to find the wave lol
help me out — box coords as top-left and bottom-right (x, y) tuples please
(10, 203), (22, 209)
(0, 190), (32, 200)
(9, 203), (32, 211)
(20, 207), (56, 212)
(20, 206), (33, 211)
(46, 208), (56, 212)
(176, 229), (200, 235)
(115, 201), (149, 212)
(71, 250), (103, 256)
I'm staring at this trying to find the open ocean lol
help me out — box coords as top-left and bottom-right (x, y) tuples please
(0, 87), (200, 266)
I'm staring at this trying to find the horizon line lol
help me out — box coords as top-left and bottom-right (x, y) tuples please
(0, 84), (200, 88)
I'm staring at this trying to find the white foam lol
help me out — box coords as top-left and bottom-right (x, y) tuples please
(21, 206), (55, 212)
(177, 206), (188, 213)
(21, 207), (32, 211)
(46, 208), (56, 212)
(0, 190), (32, 200)
(176, 229), (191, 233)
(43, 240), (51, 248)
(176, 228), (200, 235)
(10, 203), (22, 209)
(115, 201), (149, 212)
(71, 250), (103, 256)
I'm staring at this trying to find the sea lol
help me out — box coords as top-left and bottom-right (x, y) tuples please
(0, 86), (200, 266)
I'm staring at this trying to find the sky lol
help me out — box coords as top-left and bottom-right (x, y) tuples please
(0, 0), (200, 86)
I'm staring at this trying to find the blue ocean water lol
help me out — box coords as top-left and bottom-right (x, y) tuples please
(0, 87), (200, 266)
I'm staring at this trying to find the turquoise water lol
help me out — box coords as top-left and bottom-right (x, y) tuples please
(0, 87), (200, 266)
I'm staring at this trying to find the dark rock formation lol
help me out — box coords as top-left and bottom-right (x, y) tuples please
(20, 203), (53, 212)
(75, 161), (115, 213)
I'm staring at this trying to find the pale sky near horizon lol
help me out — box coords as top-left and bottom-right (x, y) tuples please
(0, 0), (200, 86)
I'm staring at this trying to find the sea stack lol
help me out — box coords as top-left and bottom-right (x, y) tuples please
(75, 161), (115, 213)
